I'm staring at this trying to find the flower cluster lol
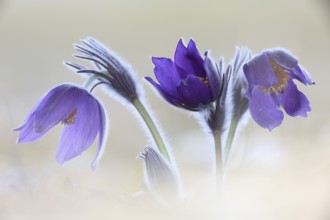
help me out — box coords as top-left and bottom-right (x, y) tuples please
(14, 37), (314, 199)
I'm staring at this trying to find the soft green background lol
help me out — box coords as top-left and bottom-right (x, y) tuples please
(1, 0), (329, 219)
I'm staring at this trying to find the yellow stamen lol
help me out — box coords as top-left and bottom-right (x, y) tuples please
(62, 108), (77, 125)
(259, 58), (290, 94)
(198, 76), (209, 86)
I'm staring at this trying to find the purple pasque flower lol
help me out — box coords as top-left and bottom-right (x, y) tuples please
(14, 84), (107, 169)
(243, 48), (314, 131)
(145, 39), (221, 111)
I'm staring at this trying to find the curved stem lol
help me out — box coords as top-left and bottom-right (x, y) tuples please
(132, 98), (171, 162)
(83, 75), (99, 90)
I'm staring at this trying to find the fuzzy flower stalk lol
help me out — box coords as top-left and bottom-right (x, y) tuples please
(65, 37), (172, 162)
(222, 47), (252, 167)
(14, 84), (107, 170)
(202, 47), (252, 189)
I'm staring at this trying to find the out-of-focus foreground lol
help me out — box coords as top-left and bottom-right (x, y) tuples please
(1, 0), (330, 219)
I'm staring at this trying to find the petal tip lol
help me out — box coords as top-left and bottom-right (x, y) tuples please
(187, 38), (196, 47)
(91, 161), (98, 171)
(56, 157), (65, 166)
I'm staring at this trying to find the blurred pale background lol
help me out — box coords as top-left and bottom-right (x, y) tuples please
(1, 0), (330, 219)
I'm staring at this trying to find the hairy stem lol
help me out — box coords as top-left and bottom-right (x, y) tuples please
(83, 75), (99, 90)
(132, 98), (171, 162)
(224, 118), (239, 166)
(212, 130), (223, 191)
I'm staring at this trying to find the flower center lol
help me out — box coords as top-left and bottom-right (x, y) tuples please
(259, 58), (290, 94)
(62, 108), (77, 125)
(198, 76), (209, 86)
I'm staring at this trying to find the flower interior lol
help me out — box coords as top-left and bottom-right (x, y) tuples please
(197, 76), (209, 86)
(62, 108), (77, 125)
(259, 58), (290, 94)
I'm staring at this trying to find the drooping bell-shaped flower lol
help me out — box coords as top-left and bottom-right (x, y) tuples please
(14, 83), (107, 169)
(243, 48), (314, 130)
(145, 39), (222, 111)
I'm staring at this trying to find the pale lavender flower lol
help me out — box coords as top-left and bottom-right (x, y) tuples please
(14, 84), (107, 169)
(243, 48), (314, 130)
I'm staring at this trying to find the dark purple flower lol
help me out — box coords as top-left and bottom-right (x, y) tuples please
(145, 39), (221, 111)
(14, 84), (107, 169)
(243, 48), (314, 130)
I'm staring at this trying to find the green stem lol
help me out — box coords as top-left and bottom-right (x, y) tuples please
(132, 98), (171, 162)
(224, 118), (239, 166)
(212, 130), (222, 190)
(83, 75), (99, 90)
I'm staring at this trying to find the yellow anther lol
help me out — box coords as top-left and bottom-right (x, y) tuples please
(198, 76), (209, 86)
(62, 108), (77, 125)
(259, 58), (290, 94)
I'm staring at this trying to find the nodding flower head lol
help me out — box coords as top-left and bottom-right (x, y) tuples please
(243, 48), (314, 131)
(14, 84), (107, 169)
(145, 39), (222, 111)
(66, 37), (139, 103)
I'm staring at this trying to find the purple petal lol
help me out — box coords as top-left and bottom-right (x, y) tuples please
(243, 63), (254, 97)
(186, 39), (205, 74)
(33, 85), (81, 133)
(145, 77), (181, 107)
(290, 65), (315, 85)
(174, 39), (205, 78)
(13, 112), (45, 143)
(92, 101), (108, 170)
(14, 84), (78, 143)
(244, 53), (278, 88)
(152, 57), (183, 97)
(248, 87), (284, 131)
(174, 39), (193, 74)
(56, 95), (100, 165)
(176, 74), (211, 109)
(266, 49), (298, 70)
(204, 52), (221, 99)
(277, 81), (311, 117)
